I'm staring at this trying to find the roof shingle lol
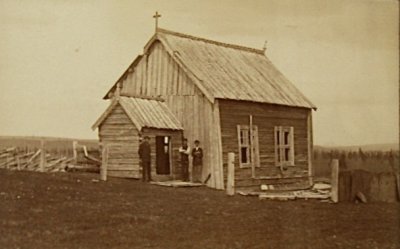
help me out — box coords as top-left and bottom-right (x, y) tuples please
(156, 29), (316, 109)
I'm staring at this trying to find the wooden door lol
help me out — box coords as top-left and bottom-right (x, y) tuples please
(155, 136), (171, 175)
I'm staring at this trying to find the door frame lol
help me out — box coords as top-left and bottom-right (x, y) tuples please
(155, 135), (172, 176)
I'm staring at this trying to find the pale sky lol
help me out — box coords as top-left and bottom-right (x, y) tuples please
(0, 0), (398, 146)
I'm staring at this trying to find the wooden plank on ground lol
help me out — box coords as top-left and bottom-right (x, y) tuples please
(150, 180), (203, 188)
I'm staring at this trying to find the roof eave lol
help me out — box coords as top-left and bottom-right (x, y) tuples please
(141, 125), (184, 131)
(91, 98), (120, 130)
(215, 97), (317, 110)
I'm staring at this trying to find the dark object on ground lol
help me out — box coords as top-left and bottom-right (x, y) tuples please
(203, 173), (211, 184)
(355, 191), (367, 203)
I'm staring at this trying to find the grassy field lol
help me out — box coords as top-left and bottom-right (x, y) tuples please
(1, 169), (399, 249)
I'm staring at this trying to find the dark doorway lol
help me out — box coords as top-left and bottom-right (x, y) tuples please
(155, 136), (171, 175)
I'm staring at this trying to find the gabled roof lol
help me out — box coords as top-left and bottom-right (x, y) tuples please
(105, 28), (316, 110)
(92, 96), (183, 131)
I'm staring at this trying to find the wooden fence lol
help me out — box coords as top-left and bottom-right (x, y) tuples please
(0, 140), (100, 173)
(339, 169), (399, 202)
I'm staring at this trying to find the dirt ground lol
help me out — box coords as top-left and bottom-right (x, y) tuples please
(1, 169), (399, 249)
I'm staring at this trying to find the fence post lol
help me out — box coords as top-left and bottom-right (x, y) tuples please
(100, 144), (108, 181)
(331, 159), (339, 203)
(226, 152), (235, 196)
(39, 139), (46, 172)
(5, 152), (10, 170)
(72, 141), (78, 164)
(16, 155), (21, 171)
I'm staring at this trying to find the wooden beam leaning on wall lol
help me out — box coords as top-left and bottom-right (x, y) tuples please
(213, 100), (225, 189)
(249, 115), (255, 178)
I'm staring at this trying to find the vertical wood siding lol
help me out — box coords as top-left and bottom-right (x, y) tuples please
(219, 99), (310, 180)
(115, 40), (224, 189)
(120, 41), (196, 97)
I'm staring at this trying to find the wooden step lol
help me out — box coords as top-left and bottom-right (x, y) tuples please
(235, 176), (308, 187)
(235, 177), (311, 194)
(152, 174), (173, 182)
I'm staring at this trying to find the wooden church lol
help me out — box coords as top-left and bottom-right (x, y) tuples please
(92, 25), (316, 190)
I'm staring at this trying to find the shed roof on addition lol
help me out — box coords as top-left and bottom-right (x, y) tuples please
(105, 28), (316, 110)
(92, 96), (183, 131)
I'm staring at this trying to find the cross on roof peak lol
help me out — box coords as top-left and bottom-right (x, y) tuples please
(153, 11), (161, 32)
(263, 40), (268, 52)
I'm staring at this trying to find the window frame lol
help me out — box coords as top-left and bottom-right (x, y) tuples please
(274, 126), (295, 167)
(237, 125), (260, 168)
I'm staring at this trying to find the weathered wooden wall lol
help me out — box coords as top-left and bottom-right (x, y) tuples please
(99, 104), (140, 178)
(114, 41), (224, 189)
(119, 41), (197, 97)
(219, 99), (310, 181)
(141, 128), (183, 180)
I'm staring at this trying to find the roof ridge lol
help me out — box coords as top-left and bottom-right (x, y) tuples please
(157, 28), (265, 55)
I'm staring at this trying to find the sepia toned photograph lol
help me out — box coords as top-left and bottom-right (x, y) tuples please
(0, 1), (399, 248)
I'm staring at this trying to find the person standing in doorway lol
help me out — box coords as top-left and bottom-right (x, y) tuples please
(179, 138), (190, 181)
(191, 140), (203, 183)
(138, 136), (152, 182)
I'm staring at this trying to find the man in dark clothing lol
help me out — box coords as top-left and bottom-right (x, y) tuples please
(138, 136), (151, 182)
(179, 138), (190, 182)
(191, 140), (203, 183)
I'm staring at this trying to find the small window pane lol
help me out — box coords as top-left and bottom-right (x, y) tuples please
(241, 147), (248, 163)
(285, 148), (290, 161)
(276, 131), (280, 145)
(164, 136), (169, 144)
(284, 132), (289, 145)
(240, 129), (249, 146)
